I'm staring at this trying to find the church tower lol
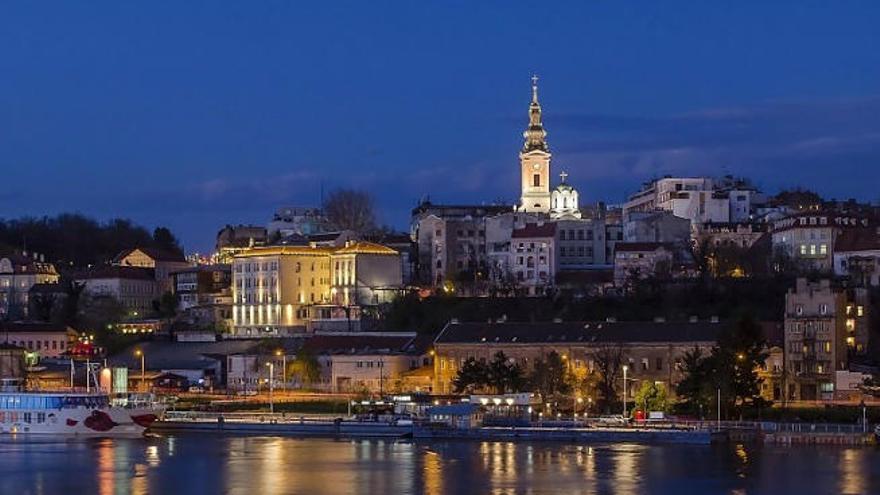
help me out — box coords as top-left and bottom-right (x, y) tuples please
(519, 75), (552, 214)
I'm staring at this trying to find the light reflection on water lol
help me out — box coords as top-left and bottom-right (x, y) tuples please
(0, 435), (876, 494)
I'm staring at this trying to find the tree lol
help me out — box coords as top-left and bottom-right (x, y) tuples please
(152, 227), (183, 256)
(633, 380), (670, 414)
(590, 342), (626, 413)
(288, 348), (322, 388)
(675, 316), (769, 419)
(529, 351), (572, 400)
(61, 281), (85, 328)
(154, 291), (179, 318)
(486, 351), (525, 394)
(31, 293), (56, 322)
(452, 357), (489, 394)
(675, 347), (710, 416)
(323, 188), (377, 233)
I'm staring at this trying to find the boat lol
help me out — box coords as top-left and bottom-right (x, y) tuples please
(0, 379), (162, 437)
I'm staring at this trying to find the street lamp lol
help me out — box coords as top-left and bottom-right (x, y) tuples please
(134, 349), (145, 393)
(575, 396), (583, 422)
(276, 349), (286, 393)
(266, 362), (275, 414)
(622, 365), (629, 419)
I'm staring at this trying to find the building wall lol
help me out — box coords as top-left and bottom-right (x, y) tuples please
(783, 279), (847, 401)
(330, 354), (416, 393)
(3, 331), (76, 358)
(519, 149), (552, 213)
(432, 341), (714, 396)
(511, 235), (555, 295)
(80, 277), (157, 315)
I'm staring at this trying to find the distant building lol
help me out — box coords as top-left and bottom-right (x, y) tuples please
(171, 264), (232, 311)
(510, 222), (556, 296)
(432, 319), (724, 395)
(266, 206), (326, 237)
(230, 241), (402, 338)
(0, 253), (60, 319)
(0, 322), (77, 358)
(783, 279), (848, 401)
(215, 225), (268, 263)
(624, 177), (732, 225)
(412, 203), (510, 286)
(624, 211), (691, 244)
(833, 228), (880, 286)
(613, 242), (676, 287)
(771, 211), (873, 272)
(225, 332), (433, 394)
(75, 266), (158, 317)
(114, 247), (191, 293)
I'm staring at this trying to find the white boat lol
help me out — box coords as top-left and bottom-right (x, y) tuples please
(0, 391), (161, 436)
(0, 379), (162, 437)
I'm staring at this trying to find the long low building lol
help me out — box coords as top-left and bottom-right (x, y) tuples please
(432, 319), (725, 396)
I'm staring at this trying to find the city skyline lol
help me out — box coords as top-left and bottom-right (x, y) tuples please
(3, 2), (879, 252)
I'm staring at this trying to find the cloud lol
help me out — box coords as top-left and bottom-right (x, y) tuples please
(546, 95), (880, 199)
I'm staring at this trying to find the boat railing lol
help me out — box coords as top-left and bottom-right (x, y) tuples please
(161, 411), (420, 425)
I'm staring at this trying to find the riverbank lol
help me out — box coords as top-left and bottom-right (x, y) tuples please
(150, 412), (878, 446)
(152, 413), (714, 445)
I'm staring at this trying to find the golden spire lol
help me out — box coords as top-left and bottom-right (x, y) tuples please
(523, 74), (548, 152)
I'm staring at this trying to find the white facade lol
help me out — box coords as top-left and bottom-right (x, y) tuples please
(624, 177), (731, 225)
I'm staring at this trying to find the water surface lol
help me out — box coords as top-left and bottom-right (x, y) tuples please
(0, 435), (877, 494)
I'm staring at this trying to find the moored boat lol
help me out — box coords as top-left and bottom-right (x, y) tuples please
(0, 385), (162, 437)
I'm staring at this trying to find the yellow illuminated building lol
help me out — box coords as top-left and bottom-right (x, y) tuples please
(231, 241), (401, 337)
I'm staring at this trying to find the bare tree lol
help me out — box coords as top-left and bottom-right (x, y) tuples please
(323, 188), (377, 233)
(590, 342), (626, 413)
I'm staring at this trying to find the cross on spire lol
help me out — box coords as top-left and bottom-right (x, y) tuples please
(559, 170), (568, 183)
(531, 74), (539, 103)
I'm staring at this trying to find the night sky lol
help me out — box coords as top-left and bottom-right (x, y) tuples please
(2, 2), (879, 253)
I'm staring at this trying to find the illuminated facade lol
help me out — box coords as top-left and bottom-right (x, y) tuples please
(231, 242), (401, 337)
(0, 253), (59, 319)
(518, 75), (552, 214)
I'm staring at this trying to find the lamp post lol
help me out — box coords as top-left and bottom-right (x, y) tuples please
(134, 349), (145, 393)
(622, 365), (629, 419)
(276, 349), (286, 393)
(266, 362), (275, 414)
(575, 396), (583, 423)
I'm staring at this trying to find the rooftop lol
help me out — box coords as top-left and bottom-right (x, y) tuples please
(614, 242), (674, 253)
(114, 247), (187, 264)
(512, 223), (556, 238)
(435, 320), (726, 345)
(0, 322), (76, 334)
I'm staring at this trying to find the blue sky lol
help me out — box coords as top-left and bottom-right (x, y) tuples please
(2, 1), (879, 252)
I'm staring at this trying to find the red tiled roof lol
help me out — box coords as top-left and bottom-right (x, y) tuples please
(302, 334), (417, 355)
(835, 228), (880, 253)
(614, 242), (673, 253)
(76, 266), (156, 281)
(512, 223), (556, 238)
(0, 322), (76, 334)
(114, 247), (186, 263)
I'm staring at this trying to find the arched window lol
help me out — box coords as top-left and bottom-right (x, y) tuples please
(533, 174), (540, 187)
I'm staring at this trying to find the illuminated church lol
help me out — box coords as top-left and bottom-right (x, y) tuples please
(517, 76), (581, 219)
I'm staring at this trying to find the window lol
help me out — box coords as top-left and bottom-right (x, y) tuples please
(533, 174), (540, 187)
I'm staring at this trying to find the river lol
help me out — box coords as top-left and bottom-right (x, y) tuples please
(0, 435), (878, 494)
